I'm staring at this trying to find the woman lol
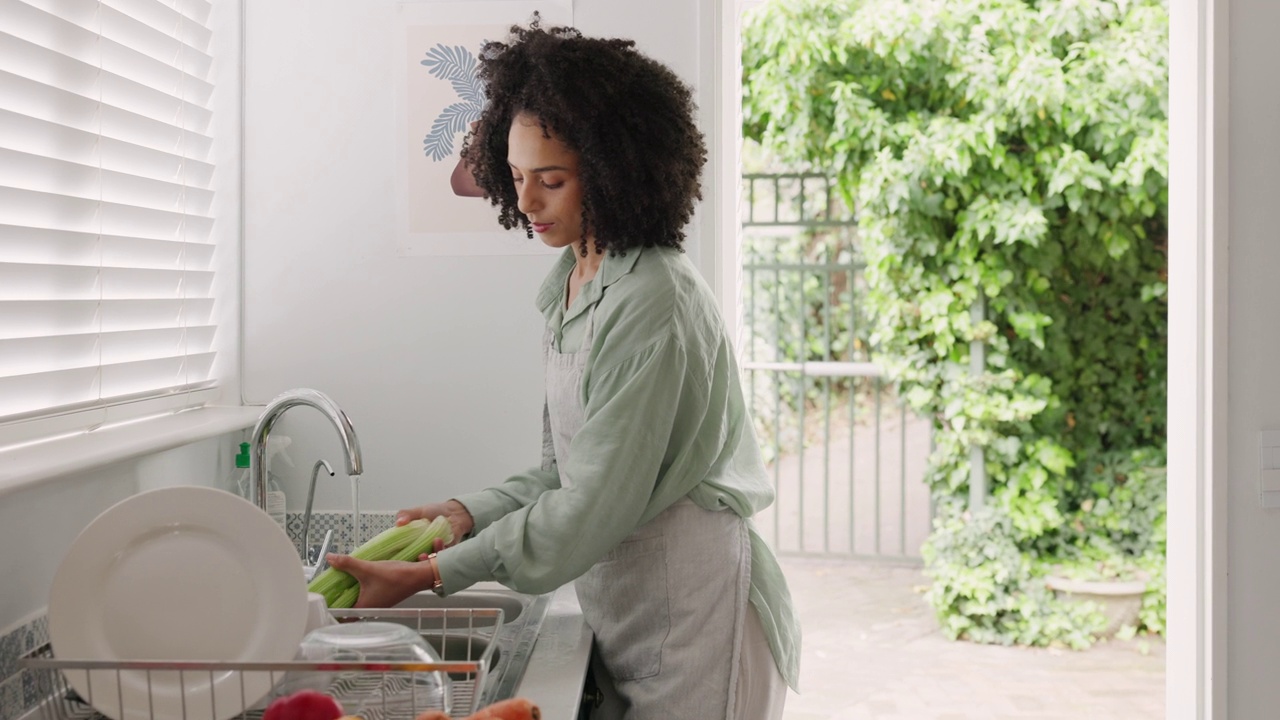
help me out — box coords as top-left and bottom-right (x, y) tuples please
(327, 19), (800, 719)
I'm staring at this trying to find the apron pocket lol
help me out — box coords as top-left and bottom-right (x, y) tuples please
(577, 535), (670, 682)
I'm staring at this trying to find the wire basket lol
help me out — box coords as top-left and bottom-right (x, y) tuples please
(20, 608), (503, 720)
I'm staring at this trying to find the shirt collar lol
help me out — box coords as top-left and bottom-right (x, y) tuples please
(599, 246), (643, 288)
(536, 245), (644, 318)
(535, 248), (577, 315)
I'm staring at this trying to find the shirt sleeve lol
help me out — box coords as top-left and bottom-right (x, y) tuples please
(451, 467), (560, 534)
(437, 332), (695, 595)
(451, 400), (561, 533)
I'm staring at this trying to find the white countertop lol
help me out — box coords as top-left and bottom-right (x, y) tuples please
(513, 583), (593, 720)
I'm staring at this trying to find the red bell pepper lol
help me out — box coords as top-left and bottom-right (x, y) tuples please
(262, 690), (345, 720)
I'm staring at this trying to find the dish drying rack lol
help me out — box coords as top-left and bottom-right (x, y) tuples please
(19, 608), (504, 720)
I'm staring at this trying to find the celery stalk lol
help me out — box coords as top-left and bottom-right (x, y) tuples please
(331, 584), (361, 609)
(392, 516), (454, 562)
(307, 516), (455, 607)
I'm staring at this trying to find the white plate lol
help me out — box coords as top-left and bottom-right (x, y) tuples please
(49, 486), (309, 720)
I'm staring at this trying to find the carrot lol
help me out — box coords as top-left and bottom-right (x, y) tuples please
(464, 697), (541, 720)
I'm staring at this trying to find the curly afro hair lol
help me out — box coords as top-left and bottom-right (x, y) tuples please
(459, 17), (707, 256)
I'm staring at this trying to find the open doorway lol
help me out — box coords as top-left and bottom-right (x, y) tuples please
(712, 1), (1223, 717)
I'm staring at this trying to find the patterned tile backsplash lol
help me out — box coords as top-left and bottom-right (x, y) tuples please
(287, 510), (397, 559)
(0, 614), (48, 720)
(0, 512), (397, 720)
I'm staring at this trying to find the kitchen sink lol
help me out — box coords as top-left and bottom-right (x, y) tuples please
(393, 587), (526, 625)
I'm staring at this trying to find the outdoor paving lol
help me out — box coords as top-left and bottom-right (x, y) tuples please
(777, 556), (1165, 720)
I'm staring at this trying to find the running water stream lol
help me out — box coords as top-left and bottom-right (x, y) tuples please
(350, 474), (360, 553)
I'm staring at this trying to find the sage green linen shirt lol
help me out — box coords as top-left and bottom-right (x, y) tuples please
(437, 245), (800, 690)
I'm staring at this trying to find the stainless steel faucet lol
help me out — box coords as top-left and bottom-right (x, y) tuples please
(248, 388), (363, 516)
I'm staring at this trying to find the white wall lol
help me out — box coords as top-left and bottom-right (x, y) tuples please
(1227, 0), (1280, 715)
(241, 0), (717, 513)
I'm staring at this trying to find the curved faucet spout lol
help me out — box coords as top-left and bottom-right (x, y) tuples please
(248, 388), (363, 513)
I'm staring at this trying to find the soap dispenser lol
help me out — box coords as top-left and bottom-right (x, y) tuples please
(232, 441), (251, 497)
(235, 441), (288, 532)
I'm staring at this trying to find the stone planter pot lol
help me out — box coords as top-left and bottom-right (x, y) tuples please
(1045, 573), (1149, 638)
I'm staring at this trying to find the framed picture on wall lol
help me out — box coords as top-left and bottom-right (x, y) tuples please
(393, 1), (573, 256)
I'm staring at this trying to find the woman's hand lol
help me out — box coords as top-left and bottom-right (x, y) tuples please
(395, 499), (475, 546)
(324, 538), (445, 609)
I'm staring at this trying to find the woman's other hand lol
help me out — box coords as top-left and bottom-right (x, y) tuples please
(323, 551), (434, 609)
(395, 499), (475, 546)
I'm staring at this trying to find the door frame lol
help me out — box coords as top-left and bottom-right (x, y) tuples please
(1167, 0), (1229, 717)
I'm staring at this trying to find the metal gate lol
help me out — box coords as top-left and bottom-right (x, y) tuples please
(740, 173), (932, 561)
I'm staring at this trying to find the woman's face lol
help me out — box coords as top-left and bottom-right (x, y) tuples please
(507, 112), (589, 250)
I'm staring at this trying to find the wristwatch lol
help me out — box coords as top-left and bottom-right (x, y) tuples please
(426, 552), (445, 596)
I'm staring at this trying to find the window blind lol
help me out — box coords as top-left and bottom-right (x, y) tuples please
(0, 0), (219, 428)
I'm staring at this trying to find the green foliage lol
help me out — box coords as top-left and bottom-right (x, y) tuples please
(1068, 448), (1167, 559)
(1062, 448), (1168, 632)
(923, 506), (1104, 648)
(743, 0), (1168, 645)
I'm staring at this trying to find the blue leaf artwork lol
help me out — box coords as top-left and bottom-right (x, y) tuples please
(420, 43), (486, 161)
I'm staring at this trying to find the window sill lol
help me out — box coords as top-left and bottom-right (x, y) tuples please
(0, 405), (261, 498)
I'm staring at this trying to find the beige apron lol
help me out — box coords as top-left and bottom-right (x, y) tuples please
(543, 304), (753, 720)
